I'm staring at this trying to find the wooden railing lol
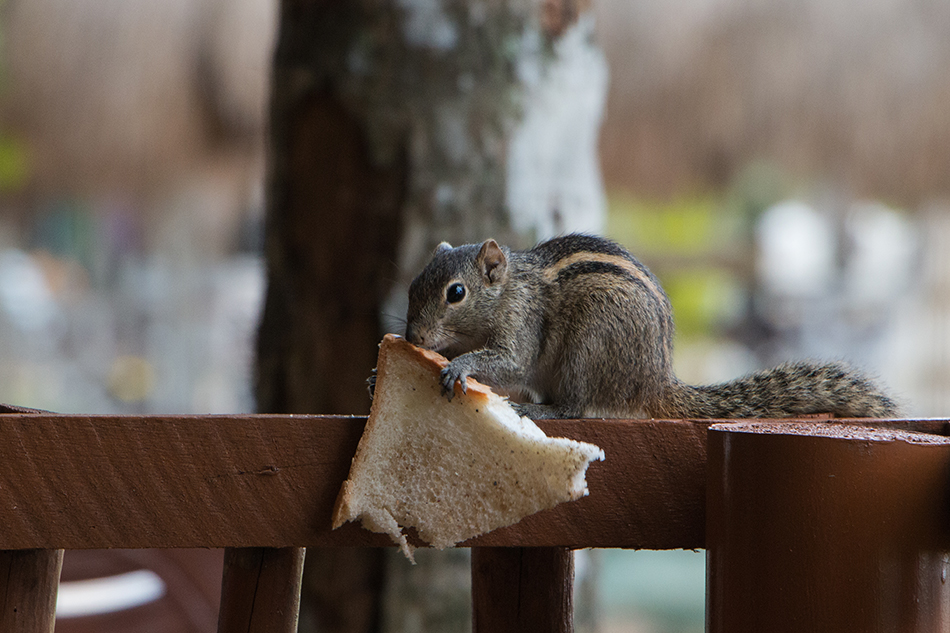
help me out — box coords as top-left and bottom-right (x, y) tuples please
(0, 409), (947, 632)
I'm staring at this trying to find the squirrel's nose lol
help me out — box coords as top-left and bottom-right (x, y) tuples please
(405, 324), (421, 345)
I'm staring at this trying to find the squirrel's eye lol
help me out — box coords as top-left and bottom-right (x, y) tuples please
(446, 282), (466, 304)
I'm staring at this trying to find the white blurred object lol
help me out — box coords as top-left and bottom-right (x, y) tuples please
(884, 204), (950, 417)
(396, 0), (459, 51)
(57, 569), (166, 618)
(843, 201), (917, 305)
(756, 200), (836, 297)
(0, 250), (59, 332)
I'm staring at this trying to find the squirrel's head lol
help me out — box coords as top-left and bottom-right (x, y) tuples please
(406, 239), (508, 358)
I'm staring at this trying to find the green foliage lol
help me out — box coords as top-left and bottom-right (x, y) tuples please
(0, 135), (30, 192)
(606, 191), (748, 341)
(662, 269), (743, 339)
(606, 193), (729, 255)
(0, 4), (31, 193)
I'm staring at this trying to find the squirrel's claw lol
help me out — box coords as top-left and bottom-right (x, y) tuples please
(440, 366), (468, 400)
(366, 369), (377, 401)
(439, 368), (455, 399)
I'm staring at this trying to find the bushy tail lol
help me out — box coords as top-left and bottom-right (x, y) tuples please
(661, 361), (899, 419)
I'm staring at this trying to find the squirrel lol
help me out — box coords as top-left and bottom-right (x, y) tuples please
(403, 233), (899, 419)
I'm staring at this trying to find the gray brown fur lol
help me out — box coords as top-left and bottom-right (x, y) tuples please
(405, 234), (899, 419)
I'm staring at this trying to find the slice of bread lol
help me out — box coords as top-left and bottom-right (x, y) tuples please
(332, 334), (605, 560)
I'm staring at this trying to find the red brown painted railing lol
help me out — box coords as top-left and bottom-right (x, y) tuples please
(0, 415), (712, 550)
(707, 421), (950, 633)
(0, 412), (946, 631)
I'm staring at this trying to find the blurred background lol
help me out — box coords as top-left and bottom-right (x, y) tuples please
(1, 0), (948, 630)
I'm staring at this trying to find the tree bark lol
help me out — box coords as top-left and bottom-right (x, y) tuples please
(258, 1), (607, 631)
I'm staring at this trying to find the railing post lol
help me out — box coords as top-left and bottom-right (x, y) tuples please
(471, 547), (574, 633)
(707, 421), (950, 633)
(217, 547), (305, 633)
(0, 549), (64, 633)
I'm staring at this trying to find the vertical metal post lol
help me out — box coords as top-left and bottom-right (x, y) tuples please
(707, 422), (950, 633)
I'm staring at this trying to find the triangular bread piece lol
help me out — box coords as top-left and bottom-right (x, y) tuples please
(332, 334), (605, 560)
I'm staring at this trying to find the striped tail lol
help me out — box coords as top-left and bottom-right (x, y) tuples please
(661, 361), (899, 419)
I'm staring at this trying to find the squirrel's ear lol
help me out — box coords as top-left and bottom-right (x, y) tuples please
(434, 242), (453, 255)
(476, 239), (507, 284)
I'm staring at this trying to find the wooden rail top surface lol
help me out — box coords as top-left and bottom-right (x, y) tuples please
(0, 413), (945, 551)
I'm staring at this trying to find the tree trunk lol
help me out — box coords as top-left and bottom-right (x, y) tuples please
(257, 1), (607, 631)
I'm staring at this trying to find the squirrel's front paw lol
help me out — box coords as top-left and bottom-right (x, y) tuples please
(440, 363), (470, 400)
(511, 402), (530, 417)
(366, 369), (377, 401)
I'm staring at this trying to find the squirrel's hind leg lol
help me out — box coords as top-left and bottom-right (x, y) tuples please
(512, 402), (582, 420)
